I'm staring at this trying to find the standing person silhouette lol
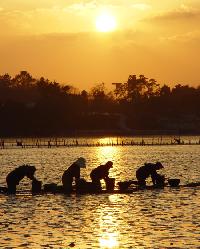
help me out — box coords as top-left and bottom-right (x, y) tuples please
(62, 157), (86, 193)
(6, 165), (37, 194)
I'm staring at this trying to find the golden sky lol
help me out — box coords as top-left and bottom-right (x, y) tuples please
(0, 0), (200, 90)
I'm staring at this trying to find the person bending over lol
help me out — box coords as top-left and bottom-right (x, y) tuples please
(62, 157), (86, 193)
(90, 161), (113, 190)
(136, 162), (164, 187)
(6, 165), (37, 194)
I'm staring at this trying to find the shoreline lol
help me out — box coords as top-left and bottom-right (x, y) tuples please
(0, 130), (200, 139)
(0, 135), (200, 149)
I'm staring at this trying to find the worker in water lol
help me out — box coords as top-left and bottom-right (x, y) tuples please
(136, 162), (164, 187)
(90, 161), (113, 190)
(62, 157), (86, 193)
(6, 164), (37, 194)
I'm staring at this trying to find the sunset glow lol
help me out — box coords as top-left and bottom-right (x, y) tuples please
(0, 1), (199, 90)
(95, 11), (117, 32)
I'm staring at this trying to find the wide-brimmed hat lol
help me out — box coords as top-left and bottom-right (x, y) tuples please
(76, 157), (86, 168)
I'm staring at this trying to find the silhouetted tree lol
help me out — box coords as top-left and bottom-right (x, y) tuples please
(12, 71), (35, 88)
(160, 85), (171, 96)
(0, 71), (200, 136)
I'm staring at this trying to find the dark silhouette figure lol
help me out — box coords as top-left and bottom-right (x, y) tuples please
(174, 138), (181, 144)
(48, 141), (51, 148)
(16, 141), (23, 147)
(62, 157), (86, 193)
(136, 162), (164, 187)
(0, 140), (4, 149)
(6, 165), (37, 194)
(90, 161), (113, 190)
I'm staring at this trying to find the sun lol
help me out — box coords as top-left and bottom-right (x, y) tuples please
(95, 11), (117, 32)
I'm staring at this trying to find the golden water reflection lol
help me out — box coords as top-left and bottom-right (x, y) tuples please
(99, 232), (119, 248)
(99, 207), (119, 248)
(96, 146), (118, 160)
(98, 195), (122, 248)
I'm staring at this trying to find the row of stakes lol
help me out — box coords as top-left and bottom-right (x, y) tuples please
(0, 138), (200, 149)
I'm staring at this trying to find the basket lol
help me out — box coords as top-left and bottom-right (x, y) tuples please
(105, 178), (115, 191)
(168, 179), (180, 187)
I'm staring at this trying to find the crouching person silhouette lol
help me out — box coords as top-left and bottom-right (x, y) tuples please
(6, 165), (37, 194)
(90, 161), (113, 191)
(62, 157), (86, 193)
(136, 162), (164, 187)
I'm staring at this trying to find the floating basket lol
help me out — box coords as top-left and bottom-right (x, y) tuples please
(168, 179), (180, 187)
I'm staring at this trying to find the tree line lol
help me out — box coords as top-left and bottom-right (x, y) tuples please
(0, 71), (200, 136)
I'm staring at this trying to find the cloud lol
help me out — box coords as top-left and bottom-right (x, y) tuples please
(130, 3), (151, 11)
(0, 2), (155, 36)
(147, 5), (200, 22)
(67, 1), (97, 11)
(0, 5), (96, 35)
(161, 30), (200, 43)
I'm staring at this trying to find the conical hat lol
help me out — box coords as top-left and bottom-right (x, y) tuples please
(76, 157), (86, 168)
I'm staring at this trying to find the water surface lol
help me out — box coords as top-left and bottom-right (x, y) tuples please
(0, 141), (200, 248)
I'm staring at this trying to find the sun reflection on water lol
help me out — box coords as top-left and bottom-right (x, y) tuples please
(99, 232), (119, 248)
(98, 195), (122, 248)
(98, 146), (118, 159)
(95, 145), (120, 182)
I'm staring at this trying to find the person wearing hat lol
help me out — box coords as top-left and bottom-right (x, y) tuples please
(90, 161), (113, 191)
(62, 157), (86, 193)
(6, 164), (37, 194)
(136, 162), (164, 187)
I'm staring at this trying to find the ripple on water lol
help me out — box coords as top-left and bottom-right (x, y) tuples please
(0, 144), (200, 248)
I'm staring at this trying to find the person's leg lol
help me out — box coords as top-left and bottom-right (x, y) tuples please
(7, 183), (16, 194)
(137, 179), (146, 187)
(154, 174), (165, 187)
(63, 180), (73, 193)
(136, 172), (146, 187)
(91, 177), (102, 191)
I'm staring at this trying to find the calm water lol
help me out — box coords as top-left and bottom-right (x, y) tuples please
(0, 139), (200, 249)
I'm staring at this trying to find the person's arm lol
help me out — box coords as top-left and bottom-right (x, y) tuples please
(26, 166), (36, 180)
(27, 173), (36, 180)
(151, 171), (158, 185)
(103, 167), (110, 180)
(74, 165), (80, 181)
(31, 176), (38, 181)
(104, 173), (109, 179)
